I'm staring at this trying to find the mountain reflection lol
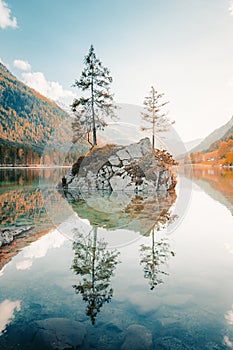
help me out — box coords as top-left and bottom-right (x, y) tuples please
(0, 168), (70, 276)
(0, 167), (67, 187)
(0, 187), (46, 228)
(71, 227), (120, 325)
(182, 166), (233, 215)
(0, 186), (55, 271)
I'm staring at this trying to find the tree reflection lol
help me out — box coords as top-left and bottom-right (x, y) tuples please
(140, 211), (176, 290)
(67, 189), (177, 304)
(71, 227), (120, 325)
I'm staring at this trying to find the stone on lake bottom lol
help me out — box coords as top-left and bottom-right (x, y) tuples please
(121, 324), (153, 350)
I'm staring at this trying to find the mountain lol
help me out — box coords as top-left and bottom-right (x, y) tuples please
(175, 138), (205, 160)
(0, 62), (69, 150)
(184, 138), (203, 152)
(185, 116), (233, 166)
(223, 125), (233, 140)
(189, 116), (233, 154)
(0, 63), (85, 165)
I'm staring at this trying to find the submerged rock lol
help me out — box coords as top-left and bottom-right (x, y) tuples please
(33, 318), (86, 350)
(61, 138), (176, 193)
(121, 324), (153, 350)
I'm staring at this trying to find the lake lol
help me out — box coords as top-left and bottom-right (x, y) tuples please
(0, 166), (233, 350)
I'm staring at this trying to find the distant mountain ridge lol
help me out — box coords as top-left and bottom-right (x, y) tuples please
(190, 116), (233, 154)
(184, 138), (203, 152)
(0, 62), (69, 152)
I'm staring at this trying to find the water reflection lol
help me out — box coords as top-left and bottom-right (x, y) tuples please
(0, 168), (68, 271)
(182, 166), (233, 215)
(223, 336), (233, 348)
(0, 185), (54, 271)
(0, 299), (21, 335)
(1, 167), (233, 348)
(71, 227), (120, 324)
(0, 167), (68, 187)
(0, 187), (46, 228)
(64, 190), (177, 236)
(225, 305), (233, 325)
(140, 217), (176, 290)
(0, 168), (70, 230)
(66, 189), (177, 323)
(0, 168), (178, 328)
(0, 168), (40, 186)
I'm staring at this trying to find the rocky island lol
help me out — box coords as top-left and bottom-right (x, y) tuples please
(60, 138), (176, 193)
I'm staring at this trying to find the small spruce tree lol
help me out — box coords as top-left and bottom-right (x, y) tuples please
(141, 86), (173, 149)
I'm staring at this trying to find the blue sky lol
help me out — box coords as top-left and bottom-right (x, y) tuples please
(1, 0), (233, 142)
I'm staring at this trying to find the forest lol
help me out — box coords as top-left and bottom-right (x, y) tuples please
(0, 62), (85, 165)
(188, 133), (233, 166)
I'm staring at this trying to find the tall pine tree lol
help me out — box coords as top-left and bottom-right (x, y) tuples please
(72, 45), (116, 146)
(141, 86), (173, 149)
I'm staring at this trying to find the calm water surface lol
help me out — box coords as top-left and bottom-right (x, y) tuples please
(0, 167), (233, 350)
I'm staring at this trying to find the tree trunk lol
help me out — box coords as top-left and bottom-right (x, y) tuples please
(151, 229), (155, 290)
(91, 227), (97, 292)
(152, 118), (155, 150)
(91, 67), (97, 146)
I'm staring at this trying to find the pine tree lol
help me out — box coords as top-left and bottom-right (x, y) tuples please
(141, 86), (173, 149)
(72, 45), (116, 146)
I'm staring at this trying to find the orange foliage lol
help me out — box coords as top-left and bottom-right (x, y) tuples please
(0, 63), (69, 150)
(190, 139), (233, 166)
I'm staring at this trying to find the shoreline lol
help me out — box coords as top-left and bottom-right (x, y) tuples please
(177, 163), (233, 169)
(0, 226), (55, 271)
(0, 165), (71, 169)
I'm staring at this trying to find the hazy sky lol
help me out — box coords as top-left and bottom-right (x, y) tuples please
(1, 0), (233, 142)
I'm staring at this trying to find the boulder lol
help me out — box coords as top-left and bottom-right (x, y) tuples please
(62, 138), (176, 193)
(0, 226), (32, 247)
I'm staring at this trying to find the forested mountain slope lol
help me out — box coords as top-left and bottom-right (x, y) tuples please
(0, 63), (85, 165)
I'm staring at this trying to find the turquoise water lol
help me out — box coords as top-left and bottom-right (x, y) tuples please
(0, 168), (233, 349)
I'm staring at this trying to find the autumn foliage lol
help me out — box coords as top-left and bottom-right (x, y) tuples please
(0, 63), (87, 165)
(0, 64), (67, 148)
(189, 134), (233, 166)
